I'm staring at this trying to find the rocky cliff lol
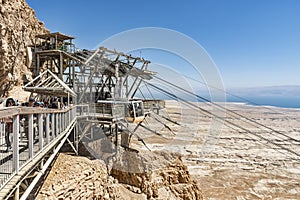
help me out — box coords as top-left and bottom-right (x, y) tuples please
(110, 150), (203, 200)
(0, 0), (48, 98)
(37, 151), (203, 200)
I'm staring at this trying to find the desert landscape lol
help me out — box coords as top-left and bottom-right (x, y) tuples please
(141, 100), (300, 199)
(1, 1), (300, 199)
(36, 100), (300, 199)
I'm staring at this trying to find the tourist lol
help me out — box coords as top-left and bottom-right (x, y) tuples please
(22, 97), (37, 140)
(4, 98), (16, 152)
(44, 101), (49, 108)
(51, 97), (60, 109)
(28, 97), (35, 107)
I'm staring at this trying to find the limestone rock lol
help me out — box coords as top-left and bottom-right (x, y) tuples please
(37, 151), (203, 200)
(110, 150), (203, 200)
(0, 0), (48, 98)
(36, 153), (121, 200)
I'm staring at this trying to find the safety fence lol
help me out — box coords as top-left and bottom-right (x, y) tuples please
(0, 106), (76, 189)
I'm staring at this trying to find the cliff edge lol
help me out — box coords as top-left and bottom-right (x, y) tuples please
(37, 151), (203, 200)
(0, 0), (48, 99)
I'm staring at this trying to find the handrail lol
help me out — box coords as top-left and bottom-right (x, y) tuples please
(0, 106), (77, 194)
(0, 106), (74, 118)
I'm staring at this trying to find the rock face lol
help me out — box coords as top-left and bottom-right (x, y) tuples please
(37, 151), (203, 200)
(0, 0), (48, 97)
(37, 153), (122, 200)
(111, 150), (203, 200)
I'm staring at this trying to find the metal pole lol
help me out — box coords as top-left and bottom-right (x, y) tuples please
(115, 63), (119, 98)
(51, 113), (55, 139)
(14, 186), (19, 200)
(36, 54), (40, 77)
(60, 52), (63, 79)
(72, 59), (75, 89)
(46, 114), (50, 144)
(61, 113), (63, 132)
(69, 109), (71, 125)
(38, 114), (43, 150)
(55, 34), (58, 49)
(68, 93), (70, 107)
(55, 113), (59, 137)
(56, 114), (59, 135)
(28, 114), (34, 158)
(74, 124), (78, 154)
(13, 115), (20, 172)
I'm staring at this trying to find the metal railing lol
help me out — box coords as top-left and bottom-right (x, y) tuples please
(76, 103), (125, 119)
(0, 106), (76, 189)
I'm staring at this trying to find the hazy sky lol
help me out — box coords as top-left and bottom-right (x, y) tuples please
(26, 0), (300, 88)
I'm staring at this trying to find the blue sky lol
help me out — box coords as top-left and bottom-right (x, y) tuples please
(26, 0), (300, 88)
